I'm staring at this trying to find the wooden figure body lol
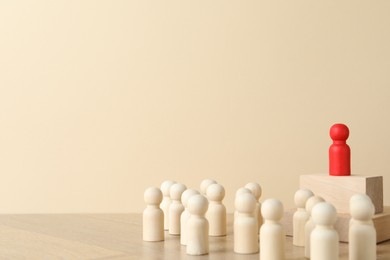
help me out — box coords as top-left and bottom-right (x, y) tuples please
(160, 180), (175, 230)
(180, 189), (199, 245)
(143, 187), (164, 242)
(245, 182), (263, 233)
(349, 194), (376, 260)
(187, 195), (209, 255)
(234, 187), (252, 221)
(168, 183), (187, 235)
(234, 192), (259, 254)
(310, 202), (338, 260)
(304, 196), (325, 258)
(293, 188), (314, 246)
(206, 183), (226, 236)
(329, 123), (350, 176)
(260, 198), (285, 260)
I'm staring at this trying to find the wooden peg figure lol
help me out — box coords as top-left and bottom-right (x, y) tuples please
(234, 192), (259, 254)
(169, 183), (187, 235)
(260, 198), (285, 260)
(186, 194), (209, 255)
(310, 202), (339, 260)
(143, 187), (164, 241)
(245, 182), (263, 233)
(349, 194), (376, 260)
(293, 188), (314, 246)
(160, 180), (176, 230)
(234, 187), (253, 220)
(304, 196), (325, 258)
(200, 179), (217, 196)
(349, 194), (375, 227)
(206, 183), (226, 236)
(329, 123), (351, 176)
(180, 189), (199, 245)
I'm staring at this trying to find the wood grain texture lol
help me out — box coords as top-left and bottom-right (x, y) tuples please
(300, 174), (383, 213)
(0, 214), (389, 259)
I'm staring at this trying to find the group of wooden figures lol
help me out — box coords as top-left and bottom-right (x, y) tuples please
(293, 189), (377, 260)
(143, 179), (377, 259)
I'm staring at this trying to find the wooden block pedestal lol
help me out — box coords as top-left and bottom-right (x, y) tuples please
(300, 174), (383, 214)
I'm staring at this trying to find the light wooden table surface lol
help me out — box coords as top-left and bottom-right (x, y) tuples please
(0, 214), (389, 259)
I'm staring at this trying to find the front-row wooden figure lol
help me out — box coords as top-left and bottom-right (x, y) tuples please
(310, 202), (338, 260)
(180, 189), (200, 245)
(143, 187), (164, 242)
(169, 183), (187, 235)
(160, 180), (175, 230)
(260, 198), (285, 260)
(186, 194), (209, 255)
(293, 188), (314, 246)
(304, 196), (325, 258)
(206, 183), (227, 236)
(245, 182), (263, 233)
(234, 192), (259, 254)
(349, 194), (376, 260)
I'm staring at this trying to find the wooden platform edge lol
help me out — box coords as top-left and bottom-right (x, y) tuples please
(300, 174), (384, 214)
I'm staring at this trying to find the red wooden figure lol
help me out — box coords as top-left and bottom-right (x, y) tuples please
(329, 123), (351, 176)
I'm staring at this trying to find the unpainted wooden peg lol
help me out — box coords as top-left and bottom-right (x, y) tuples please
(310, 202), (338, 260)
(160, 180), (176, 230)
(180, 189), (199, 245)
(349, 194), (376, 260)
(186, 194), (209, 255)
(245, 182), (263, 233)
(304, 196), (325, 258)
(293, 188), (314, 246)
(234, 192), (259, 254)
(143, 187), (164, 242)
(206, 183), (226, 237)
(169, 183), (187, 235)
(260, 198), (285, 260)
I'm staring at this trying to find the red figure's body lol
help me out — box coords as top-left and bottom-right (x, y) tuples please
(329, 124), (351, 176)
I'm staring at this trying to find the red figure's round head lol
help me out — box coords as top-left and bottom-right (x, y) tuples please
(330, 123), (349, 141)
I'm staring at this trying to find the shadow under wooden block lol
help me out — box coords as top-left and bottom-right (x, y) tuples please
(282, 206), (390, 243)
(300, 174), (383, 214)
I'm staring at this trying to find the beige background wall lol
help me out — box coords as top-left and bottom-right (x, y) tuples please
(0, 1), (389, 213)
